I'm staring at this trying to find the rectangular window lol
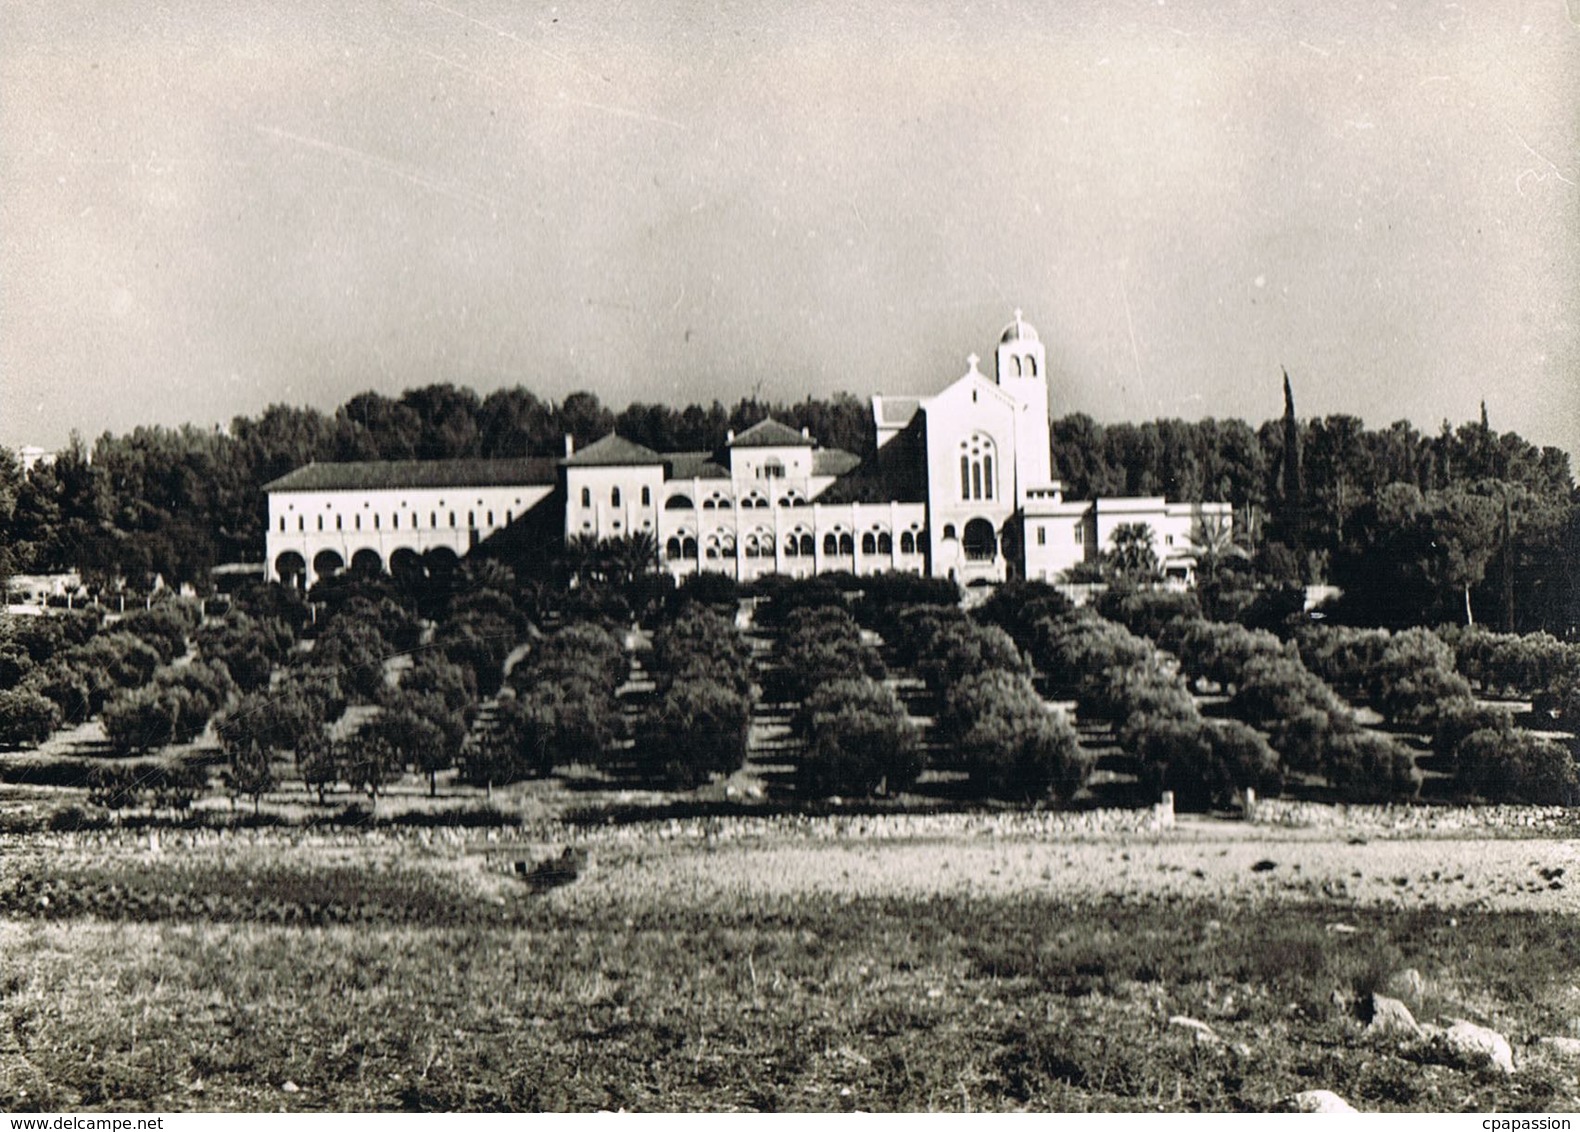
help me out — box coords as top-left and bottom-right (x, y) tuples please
(1074, 525), (1083, 544)
(336, 516), (342, 531)
(279, 517), (285, 532)
(961, 456), (970, 501)
(984, 456), (993, 500)
(1036, 526), (1046, 546)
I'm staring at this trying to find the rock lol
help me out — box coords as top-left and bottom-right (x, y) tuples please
(281, 1080), (300, 1093)
(1439, 1020), (1515, 1075)
(1169, 1015), (1220, 1043)
(1383, 967), (1427, 1003)
(1368, 994), (1423, 1038)
(1283, 1089), (1358, 1113)
(1324, 922), (1358, 934)
(1537, 1036), (1580, 1061)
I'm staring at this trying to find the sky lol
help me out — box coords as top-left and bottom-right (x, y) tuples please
(3, 0), (1576, 460)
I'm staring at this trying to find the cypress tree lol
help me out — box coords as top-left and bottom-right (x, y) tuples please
(1281, 369), (1305, 565)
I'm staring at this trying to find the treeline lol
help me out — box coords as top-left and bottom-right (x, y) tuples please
(0, 379), (1575, 633)
(0, 385), (874, 592)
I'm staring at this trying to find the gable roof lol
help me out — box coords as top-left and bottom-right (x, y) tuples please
(812, 449), (862, 477)
(563, 433), (664, 466)
(264, 458), (559, 493)
(664, 451), (732, 480)
(873, 395), (923, 428)
(729, 418), (812, 448)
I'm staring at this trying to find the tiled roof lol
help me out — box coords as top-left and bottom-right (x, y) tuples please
(563, 434), (664, 466)
(665, 452), (732, 480)
(874, 396), (923, 427)
(729, 418), (812, 447)
(264, 458), (559, 493)
(812, 449), (862, 477)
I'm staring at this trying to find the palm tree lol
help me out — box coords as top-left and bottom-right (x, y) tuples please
(605, 531), (661, 583)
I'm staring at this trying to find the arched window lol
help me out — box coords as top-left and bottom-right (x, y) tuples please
(317, 516), (323, 531)
(641, 486), (651, 506)
(581, 487), (591, 508)
(279, 517), (286, 532)
(611, 487), (621, 508)
(1026, 355), (1038, 377)
(702, 498), (716, 510)
(784, 536), (799, 558)
(900, 531), (915, 554)
(861, 532), (877, 555)
(336, 516), (343, 531)
(682, 537), (698, 559)
(391, 514), (398, 530)
(839, 533), (854, 555)
(760, 459), (784, 479)
(666, 537), (682, 559)
(1009, 354), (1022, 377)
(942, 523), (955, 540)
(799, 533), (814, 556)
(823, 533), (838, 556)
(298, 516), (304, 531)
(959, 434), (998, 501)
(963, 518), (997, 562)
(666, 494), (694, 510)
(878, 532), (893, 555)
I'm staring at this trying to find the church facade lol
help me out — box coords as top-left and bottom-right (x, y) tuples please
(264, 312), (1227, 589)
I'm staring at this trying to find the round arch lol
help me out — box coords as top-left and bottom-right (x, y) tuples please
(350, 548), (384, 576)
(312, 549), (344, 579)
(275, 551), (307, 587)
(389, 547), (423, 582)
(962, 518), (997, 562)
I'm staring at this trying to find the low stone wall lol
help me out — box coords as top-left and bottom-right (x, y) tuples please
(1249, 798), (1580, 836)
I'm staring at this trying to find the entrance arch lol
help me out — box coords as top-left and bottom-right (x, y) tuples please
(962, 518), (997, 562)
(389, 547), (423, 583)
(350, 548), (383, 576)
(312, 549), (344, 580)
(275, 551), (307, 588)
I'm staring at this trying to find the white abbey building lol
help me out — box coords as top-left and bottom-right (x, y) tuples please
(264, 313), (1227, 588)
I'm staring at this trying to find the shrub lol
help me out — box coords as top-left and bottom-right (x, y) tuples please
(0, 687), (62, 748)
(1430, 696), (1515, 765)
(1229, 654), (1350, 725)
(960, 703), (1089, 802)
(1322, 731), (1420, 802)
(492, 677), (624, 779)
(939, 670), (1091, 800)
(1454, 729), (1580, 805)
(972, 581), (1072, 650)
(525, 623), (629, 693)
(796, 679), (921, 798)
(1079, 660), (1196, 729)
(639, 678), (752, 788)
(889, 604), (972, 667)
(1361, 629), (1470, 728)
(1030, 613), (1151, 691)
(1264, 708), (1344, 775)
(1174, 621), (1288, 689)
(852, 572), (961, 635)
(313, 618), (394, 701)
(1093, 586), (1201, 645)
(1296, 626), (1390, 695)
(1133, 716), (1282, 812)
(650, 607), (755, 695)
(775, 606), (885, 703)
(915, 622), (1025, 698)
(195, 613), (293, 693)
(665, 570), (739, 615)
(115, 602), (199, 662)
(23, 663), (91, 725)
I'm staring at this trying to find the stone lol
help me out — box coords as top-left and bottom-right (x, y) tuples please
(1283, 1090), (1358, 1113)
(1383, 967), (1427, 1003)
(1536, 1036), (1580, 1061)
(1368, 994), (1423, 1038)
(1168, 1016), (1220, 1043)
(1439, 1020), (1515, 1075)
(281, 1080), (300, 1093)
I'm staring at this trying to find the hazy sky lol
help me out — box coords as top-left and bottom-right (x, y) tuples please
(3, 0), (1576, 458)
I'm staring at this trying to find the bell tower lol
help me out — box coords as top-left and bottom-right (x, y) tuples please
(995, 309), (1052, 498)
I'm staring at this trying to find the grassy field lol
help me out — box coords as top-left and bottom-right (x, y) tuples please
(4, 824), (1580, 1112)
